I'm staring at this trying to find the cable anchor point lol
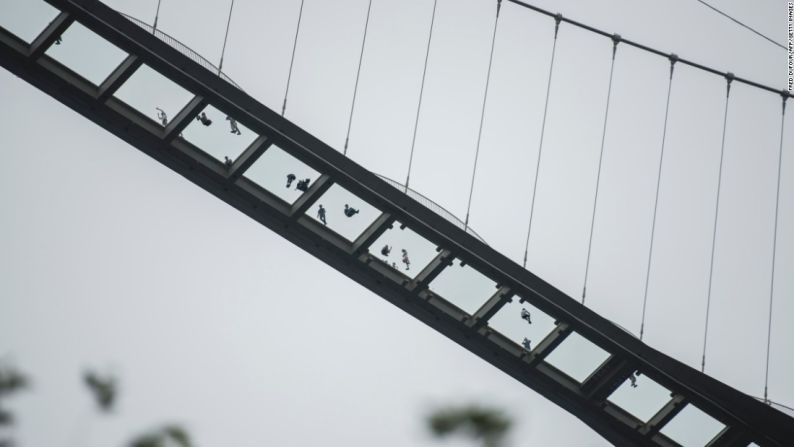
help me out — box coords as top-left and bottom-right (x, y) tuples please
(668, 53), (678, 77)
(496, 0), (502, 17)
(610, 33), (621, 57)
(725, 72), (735, 96)
(553, 13), (562, 37)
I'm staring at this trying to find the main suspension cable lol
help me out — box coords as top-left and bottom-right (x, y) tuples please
(464, 0), (503, 230)
(404, 0), (439, 191)
(506, 0), (791, 99)
(522, 14), (562, 268)
(581, 34), (621, 304)
(343, 0), (374, 156)
(639, 54), (678, 340)
(764, 94), (788, 402)
(282, 0), (306, 116)
(701, 72), (734, 373)
(218, 0), (236, 74)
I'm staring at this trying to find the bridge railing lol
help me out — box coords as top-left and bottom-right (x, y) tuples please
(121, 13), (241, 90)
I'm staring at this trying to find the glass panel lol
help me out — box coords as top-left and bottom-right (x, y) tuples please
(45, 22), (128, 85)
(181, 104), (258, 163)
(244, 145), (321, 205)
(367, 221), (439, 278)
(0, 0), (59, 43)
(114, 64), (194, 128)
(544, 332), (610, 383)
(308, 184), (382, 242)
(429, 263), (498, 315)
(608, 374), (672, 422)
(487, 297), (556, 351)
(660, 404), (725, 446)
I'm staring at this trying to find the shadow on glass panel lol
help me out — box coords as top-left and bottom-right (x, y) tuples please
(368, 221), (438, 278)
(0, 0), (59, 43)
(308, 184), (381, 242)
(660, 404), (725, 446)
(487, 297), (556, 352)
(181, 104), (257, 163)
(244, 145), (320, 205)
(45, 22), (128, 85)
(114, 64), (194, 128)
(429, 262), (498, 315)
(544, 332), (610, 383)
(608, 374), (672, 423)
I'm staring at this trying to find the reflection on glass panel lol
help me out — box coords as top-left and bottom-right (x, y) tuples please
(308, 184), (381, 242)
(0, 0), (59, 43)
(368, 221), (438, 278)
(660, 404), (725, 447)
(608, 374), (671, 422)
(181, 104), (257, 162)
(245, 145), (320, 205)
(45, 22), (127, 85)
(429, 262), (497, 315)
(544, 332), (610, 383)
(487, 297), (556, 351)
(114, 64), (194, 127)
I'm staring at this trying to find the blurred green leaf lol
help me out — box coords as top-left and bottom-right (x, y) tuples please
(427, 404), (512, 447)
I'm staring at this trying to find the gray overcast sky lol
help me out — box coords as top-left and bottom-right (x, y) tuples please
(0, 0), (792, 446)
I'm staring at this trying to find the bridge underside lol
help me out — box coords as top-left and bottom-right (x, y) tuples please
(0, 1), (792, 445)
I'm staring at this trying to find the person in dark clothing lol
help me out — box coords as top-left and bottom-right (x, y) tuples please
(286, 173), (296, 188)
(224, 156), (233, 167)
(317, 204), (327, 225)
(344, 204), (360, 217)
(381, 245), (391, 257)
(520, 308), (532, 324)
(522, 338), (532, 352)
(196, 111), (212, 126)
(401, 249), (411, 271)
(296, 178), (310, 192)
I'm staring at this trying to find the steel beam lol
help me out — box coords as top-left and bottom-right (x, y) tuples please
(29, 12), (73, 60)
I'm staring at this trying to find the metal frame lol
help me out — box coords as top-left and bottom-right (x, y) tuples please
(1, 1), (792, 445)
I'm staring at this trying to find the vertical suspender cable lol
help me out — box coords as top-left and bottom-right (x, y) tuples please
(639, 54), (677, 340)
(218, 0), (236, 74)
(701, 72), (734, 373)
(764, 94), (787, 402)
(343, 0), (374, 156)
(522, 14), (562, 268)
(581, 34), (621, 304)
(283, 0), (306, 116)
(404, 0), (439, 191)
(463, 0), (503, 230)
(153, 0), (163, 31)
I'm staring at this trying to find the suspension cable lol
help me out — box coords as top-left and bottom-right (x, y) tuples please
(639, 54), (678, 340)
(701, 72), (734, 373)
(404, 0), (439, 191)
(218, 0), (236, 74)
(522, 14), (561, 268)
(464, 0), (503, 230)
(343, 0), (374, 156)
(764, 94), (788, 402)
(153, 0), (163, 31)
(581, 34), (621, 304)
(282, 0), (306, 116)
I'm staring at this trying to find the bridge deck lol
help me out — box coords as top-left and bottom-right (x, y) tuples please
(0, 1), (792, 445)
